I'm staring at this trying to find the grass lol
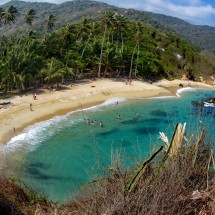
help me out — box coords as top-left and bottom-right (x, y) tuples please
(0, 123), (215, 214)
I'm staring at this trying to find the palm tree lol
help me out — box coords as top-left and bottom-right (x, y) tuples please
(60, 24), (76, 45)
(24, 9), (36, 25)
(41, 58), (74, 84)
(77, 18), (91, 38)
(98, 11), (114, 78)
(0, 7), (5, 26)
(46, 14), (56, 31)
(41, 33), (63, 58)
(80, 21), (98, 58)
(113, 14), (127, 53)
(3, 5), (17, 25)
(101, 41), (115, 76)
(129, 22), (143, 79)
(23, 30), (37, 45)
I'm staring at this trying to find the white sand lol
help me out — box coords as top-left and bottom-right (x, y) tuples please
(0, 78), (213, 144)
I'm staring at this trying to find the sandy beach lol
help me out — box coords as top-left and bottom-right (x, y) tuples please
(0, 78), (213, 145)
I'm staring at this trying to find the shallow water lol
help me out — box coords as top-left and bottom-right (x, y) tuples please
(1, 88), (215, 203)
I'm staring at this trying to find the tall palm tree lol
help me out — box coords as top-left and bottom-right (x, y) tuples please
(98, 11), (114, 78)
(60, 24), (76, 45)
(129, 22), (143, 79)
(77, 18), (91, 38)
(46, 14), (56, 31)
(0, 7), (5, 26)
(80, 21), (98, 58)
(23, 30), (37, 45)
(113, 14), (127, 53)
(3, 5), (17, 25)
(24, 9), (36, 25)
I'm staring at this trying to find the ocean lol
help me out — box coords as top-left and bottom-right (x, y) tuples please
(1, 88), (215, 203)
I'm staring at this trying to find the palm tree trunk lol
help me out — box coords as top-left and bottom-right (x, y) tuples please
(115, 28), (119, 53)
(81, 34), (91, 59)
(98, 24), (107, 78)
(129, 44), (137, 79)
(134, 44), (140, 78)
(121, 32), (124, 52)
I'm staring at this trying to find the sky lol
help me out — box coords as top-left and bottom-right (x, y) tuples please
(1, 0), (215, 27)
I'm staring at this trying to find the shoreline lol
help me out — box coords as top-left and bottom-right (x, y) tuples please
(0, 78), (213, 145)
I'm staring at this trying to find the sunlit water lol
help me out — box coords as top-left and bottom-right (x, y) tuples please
(1, 88), (215, 203)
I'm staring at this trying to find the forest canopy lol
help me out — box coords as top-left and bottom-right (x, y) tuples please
(0, 6), (214, 94)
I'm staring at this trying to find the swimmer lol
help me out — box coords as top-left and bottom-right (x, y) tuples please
(100, 121), (104, 127)
(116, 114), (122, 119)
(86, 119), (90, 125)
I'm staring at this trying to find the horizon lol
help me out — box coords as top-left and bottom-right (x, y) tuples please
(0, 0), (215, 27)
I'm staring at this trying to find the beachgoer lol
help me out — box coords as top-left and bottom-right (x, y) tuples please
(188, 80), (191, 86)
(94, 120), (97, 124)
(129, 78), (132, 85)
(125, 77), (128, 85)
(13, 127), (16, 133)
(100, 121), (104, 127)
(91, 121), (95, 126)
(116, 114), (122, 119)
(116, 101), (118, 106)
(30, 103), (32, 111)
(86, 119), (90, 125)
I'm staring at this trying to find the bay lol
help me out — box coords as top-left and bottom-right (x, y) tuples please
(1, 88), (215, 203)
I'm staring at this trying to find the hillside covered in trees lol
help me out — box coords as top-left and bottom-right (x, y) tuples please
(0, 3), (215, 95)
(1, 3), (215, 215)
(1, 0), (215, 54)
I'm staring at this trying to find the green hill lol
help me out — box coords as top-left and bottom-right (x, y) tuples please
(1, 0), (215, 54)
(0, 0), (215, 95)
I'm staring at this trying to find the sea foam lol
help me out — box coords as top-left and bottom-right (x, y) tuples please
(176, 87), (196, 97)
(101, 97), (127, 106)
(1, 98), (127, 153)
(2, 114), (80, 154)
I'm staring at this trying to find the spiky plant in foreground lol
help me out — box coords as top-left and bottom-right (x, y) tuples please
(1, 123), (215, 215)
(62, 123), (215, 215)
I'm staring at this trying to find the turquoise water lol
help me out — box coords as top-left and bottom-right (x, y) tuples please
(1, 88), (215, 203)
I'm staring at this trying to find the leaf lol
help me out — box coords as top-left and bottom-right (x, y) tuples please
(126, 145), (163, 193)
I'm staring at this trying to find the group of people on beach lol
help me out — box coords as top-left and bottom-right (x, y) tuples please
(125, 77), (132, 85)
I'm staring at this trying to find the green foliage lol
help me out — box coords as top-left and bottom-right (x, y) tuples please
(0, 5), (214, 94)
(1, 0), (215, 55)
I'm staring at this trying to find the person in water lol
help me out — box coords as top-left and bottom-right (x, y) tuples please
(86, 119), (90, 125)
(116, 114), (122, 119)
(100, 121), (104, 127)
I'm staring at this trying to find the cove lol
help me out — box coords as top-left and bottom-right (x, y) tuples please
(1, 88), (215, 203)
